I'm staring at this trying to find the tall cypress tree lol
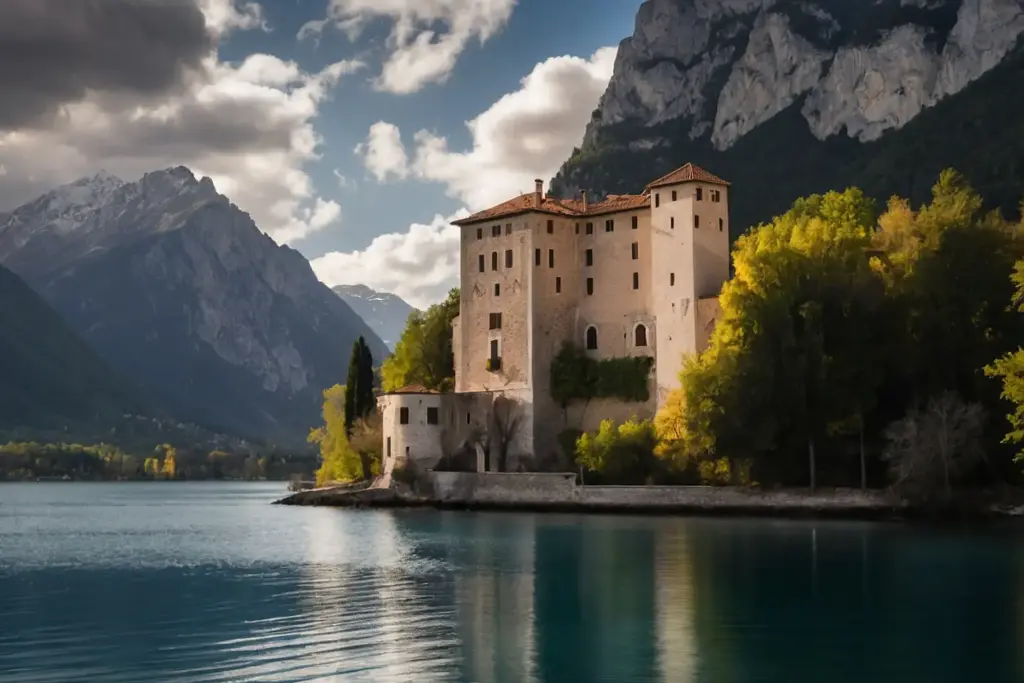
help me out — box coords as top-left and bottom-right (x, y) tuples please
(344, 336), (376, 436)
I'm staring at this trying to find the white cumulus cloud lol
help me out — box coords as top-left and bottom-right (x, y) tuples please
(299, 0), (517, 95)
(356, 46), (617, 209)
(311, 209), (468, 309)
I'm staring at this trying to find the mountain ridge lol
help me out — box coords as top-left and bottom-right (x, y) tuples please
(0, 167), (388, 445)
(332, 284), (417, 351)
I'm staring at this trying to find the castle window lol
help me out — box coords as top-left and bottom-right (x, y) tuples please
(633, 272), (639, 290)
(555, 277), (562, 294)
(696, 188), (703, 201)
(605, 219), (614, 232)
(478, 254), (485, 273)
(491, 251), (498, 270)
(535, 248), (541, 266)
(505, 249), (513, 268)
(670, 216), (674, 229)
(694, 215), (700, 229)
(490, 339), (500, 361)
(387, 437), (391, 458)
(489, 312), (502, 330)
(467, 412), (471, 425)
(585, 248), (593, 267)
(670, 272), (675, 286)
(635, 324), (648, 347)
(477, 228), (483, 240)
(586, 278), (594, 296)
(492, 225), (501, 237)
(586, 222), (594, 235)
(585, 326), (598, 350)
(632, 216), (638, 230)
(672, 190), (678, 201)
(631, 242), (638, 260)
(711, 189), (721, 203)
(655, 193), (660, 208)
(547, 219), (554, 234)
(548, 249), (554, 268)
(505, 223), (512, 235)
(494, 283), (500, 296)
(399, 407), (409, 425)
(427, 407), (439, 425)
(719, 217), (724, 232)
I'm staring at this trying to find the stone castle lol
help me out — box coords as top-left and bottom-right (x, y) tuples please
(378, 163), (731, 477)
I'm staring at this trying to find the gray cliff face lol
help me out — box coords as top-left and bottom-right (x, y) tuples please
(332, 284), (417, 351)
(0, 168), (387, 443)
(585, 0), (1024, 151)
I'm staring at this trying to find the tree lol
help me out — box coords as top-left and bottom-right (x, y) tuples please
(575, 418), (659, 485)
(881, 392), (986, 502)
(490, 395), (524, 472)
(344, 336), (375, 435)
(308, 384), (360, 485)
(382, 288), (459, 392)
(349, 411), (383, 481)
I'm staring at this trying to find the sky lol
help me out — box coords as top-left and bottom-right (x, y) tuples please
(0, 0), (639, 308)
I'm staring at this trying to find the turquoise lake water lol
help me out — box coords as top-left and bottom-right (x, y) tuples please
(0, 482), (1021, 682)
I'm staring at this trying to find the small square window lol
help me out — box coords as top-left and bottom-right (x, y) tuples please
(585, 248), (593, 267)
(555, 276), (562, 294)
(631, 242), (638, 260)
(695, 215), (700, 229)
(535, 248), (541, 266)
(476, 228), (483, 240)
(655, 193), (660, 208)
(399, 407), (409, 425)
(586, 222), (593, 235)
(489, 312), (502, 330)
(427, 407), (439, 425)
(605, 219), (614, 232)
(548, 249), (554, 268)
(631, 216), (638, 230)
(633, 272), (639, 290)
(696, 188), (703, 201)
(672, 190), (678, 201)
(505, 223), (512, 235)
(494, 283), (500, 296)
(547, 219), (554, 234)
(586, 278), (594, 296)
(492, 225), (501, 237)
(670, 272), (675, 286)
(478, 254), (485, 273)
(505, 249), (513, 268)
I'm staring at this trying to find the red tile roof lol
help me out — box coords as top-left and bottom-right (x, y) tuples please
(646, 163), (730, 190)
(451, 163), (727, 226)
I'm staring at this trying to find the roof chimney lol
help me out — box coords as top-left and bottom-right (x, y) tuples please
(534, 179), (543, 207)
(581, 189), (589, 212)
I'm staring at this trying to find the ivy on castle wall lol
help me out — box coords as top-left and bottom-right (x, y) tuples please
(550, 343), (654, 405)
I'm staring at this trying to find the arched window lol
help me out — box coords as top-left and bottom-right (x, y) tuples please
(634, 324), (648, 347)
(585, 326), (598, 350)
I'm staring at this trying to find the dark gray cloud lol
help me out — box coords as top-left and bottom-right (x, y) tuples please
(0, 0), (212, 129)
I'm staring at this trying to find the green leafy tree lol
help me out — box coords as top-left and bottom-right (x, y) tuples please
(575, 418), (659, 485)
(344, 336), (375, 435)
(382, 288), (459, 392)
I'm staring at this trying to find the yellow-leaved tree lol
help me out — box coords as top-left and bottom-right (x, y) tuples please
(308, 384), (361, 485)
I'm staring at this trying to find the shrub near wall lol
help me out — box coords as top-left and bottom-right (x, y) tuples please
(550, 343), (654, 405)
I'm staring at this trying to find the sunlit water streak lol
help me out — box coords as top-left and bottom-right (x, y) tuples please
(0, 482), (1022, 682)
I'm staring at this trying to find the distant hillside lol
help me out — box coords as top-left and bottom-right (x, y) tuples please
(0, 263), (141, 429)
(333, 284), (417, 351)
(0, 167), (387, 446)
